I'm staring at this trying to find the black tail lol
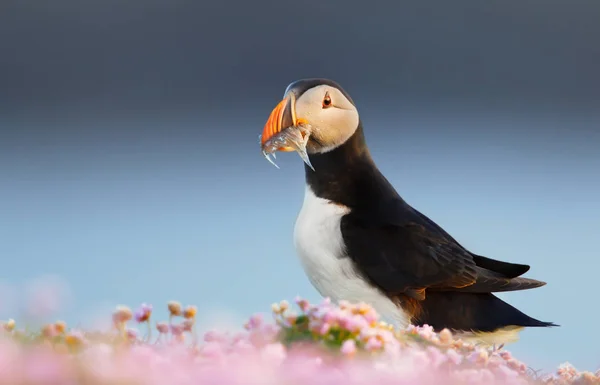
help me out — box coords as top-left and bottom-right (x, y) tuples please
(412, 291), (558, 333)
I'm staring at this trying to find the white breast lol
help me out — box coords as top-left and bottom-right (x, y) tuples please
(293, 186), (410, 328)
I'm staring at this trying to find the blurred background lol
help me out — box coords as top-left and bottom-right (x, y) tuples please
(1, 0), (599, 372)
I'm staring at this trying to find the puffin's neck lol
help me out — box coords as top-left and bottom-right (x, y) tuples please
(304, 122), (391, 207)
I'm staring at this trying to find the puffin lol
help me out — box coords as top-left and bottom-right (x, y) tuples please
(259, 78), (557, 344)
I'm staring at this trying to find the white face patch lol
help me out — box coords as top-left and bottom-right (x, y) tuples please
(292, 85), (360, 154)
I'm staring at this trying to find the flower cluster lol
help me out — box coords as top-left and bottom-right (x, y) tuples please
(0, 297), (597, 385)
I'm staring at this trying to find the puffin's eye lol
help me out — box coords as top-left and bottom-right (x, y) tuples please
(322, 92), (332, 108)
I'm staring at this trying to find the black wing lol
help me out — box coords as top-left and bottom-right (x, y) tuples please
(409, 204), (531, 279)
(341, 196), (545, 300)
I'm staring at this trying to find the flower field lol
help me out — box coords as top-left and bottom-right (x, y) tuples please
(0, 297), (597, 385)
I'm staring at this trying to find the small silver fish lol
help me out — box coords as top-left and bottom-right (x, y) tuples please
(260, 125), (314, 171)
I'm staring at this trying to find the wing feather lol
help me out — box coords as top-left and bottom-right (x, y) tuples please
(341, 197), (542, 300)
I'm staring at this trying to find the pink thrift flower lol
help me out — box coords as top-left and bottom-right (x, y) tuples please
(232, 338), (256, 355)
(278, 300), (290, 312)
(156, 322), (169, 334)
(182, 319), (194, 332)
(0, 342), (20, 383)
(467, 347), (489, 365)
(426, 346), (448, 368)
(507, 358), (528, 373)
(344, 315), (368, 333)
(41, 324), (57, 339)
(2, 319), (16, 332)
(362, 310), (379, 325)
(578, 371), (600, 384)
(260, 342), (287, 365)
(261, 324), (281, 339)
(201, 341), (224, 359)
(364, 337), (383, 351)
(203, 330), (228, 343)
(318, 322), (331, 336)
(112, 305), (133, 324)
(167, 301), (182, 316)
(170, 323), (184, 336)
(244, 314), (263, 330)
(410, 349), (431, 367)
(493, 364), (520, 380)
(340, 339), (357, 356)
(126, 328), (138, 340)
(445, 348), (463, 366)
(322, 310), (337, 325)
(64, 329), (86, 348)
(294, 296), (310, 312)
(557, 362), (579, 380)
(499, 350), (513, 361)
(23, 347), (72, 384)
(416, 324), (436, 340)
(134, 303), (152, 323)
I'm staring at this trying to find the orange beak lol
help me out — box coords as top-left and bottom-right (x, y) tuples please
(261, 95), (298, 152)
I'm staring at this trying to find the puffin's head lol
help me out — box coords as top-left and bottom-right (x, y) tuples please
(260, 79), (359, 162)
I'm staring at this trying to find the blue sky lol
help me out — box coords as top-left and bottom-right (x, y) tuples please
(1, 106), (598, 372)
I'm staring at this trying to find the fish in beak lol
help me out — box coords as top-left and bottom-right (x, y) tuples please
(259, 94), (314, 171)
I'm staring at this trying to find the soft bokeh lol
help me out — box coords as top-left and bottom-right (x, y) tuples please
(1, 0), (599, 374)
(1, 297), (598, 385)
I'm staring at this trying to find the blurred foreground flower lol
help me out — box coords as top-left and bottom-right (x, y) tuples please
(0, 297), (596, 385)
(1, 319), (15, 332)
(168, 301), (182, 317)
(134, 304), (152, 323)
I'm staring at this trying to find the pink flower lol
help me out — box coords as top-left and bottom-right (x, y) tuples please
(467, 347), (489, 365)
(200, 341), (224, 359)
(340, 339), (357, 356)
(182, 319), (194, 332)
(499, 350), (513, 361)
(426, 346), (448, 368)
(260, 343), (287, 364)
(156, 322), (169, 334)
(445, 348), (463, 365)
(493, 364), (520, 380)
(244, 314), (263, 330)
(41, 324), (57, 339)
(318, 322), (331, 335)
(0, 296), (592, 385)
(203, 330), (228, 343)
(23, 347), (72, 384)
(321, 310), (338, 325)
(134, 303), (152, 323)
(170, 324), (184, 336)
(416, 324), (436, 340)
(126, 328), (138, 340)
(341, 314), (368, 333)
(362, 310), (379, 325)
(112, 305), (133, 324)
(294, 296), (310, 312)
(364, 337), (383, 351)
